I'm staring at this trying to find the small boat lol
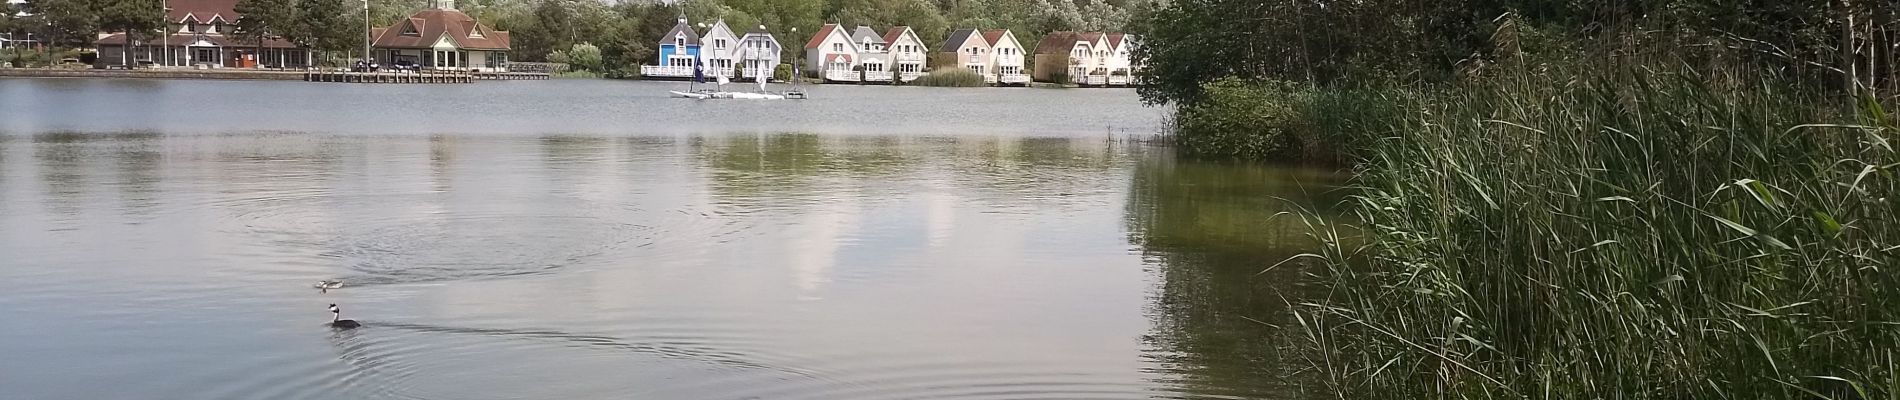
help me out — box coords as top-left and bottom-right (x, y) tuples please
(669, 90), (712, 99)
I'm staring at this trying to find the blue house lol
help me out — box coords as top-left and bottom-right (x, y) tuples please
(656, 15), (701, 70)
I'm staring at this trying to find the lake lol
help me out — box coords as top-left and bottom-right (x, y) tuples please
(0, 78), (1339, 399)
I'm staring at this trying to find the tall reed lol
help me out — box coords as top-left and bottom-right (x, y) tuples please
(1292, 63), (1900, 398)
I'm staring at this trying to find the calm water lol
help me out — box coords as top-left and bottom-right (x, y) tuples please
(0, 78), (1336, 399)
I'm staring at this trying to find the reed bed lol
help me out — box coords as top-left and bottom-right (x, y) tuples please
(911, 68), (987, 87)
(1291, 64), (1900, 398)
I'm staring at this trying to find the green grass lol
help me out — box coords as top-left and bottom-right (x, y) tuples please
(1285, 63), (1900, 398)
(911, 68), (987, 87)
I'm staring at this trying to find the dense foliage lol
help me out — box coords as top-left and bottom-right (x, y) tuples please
(1131, 0), (1900, 398)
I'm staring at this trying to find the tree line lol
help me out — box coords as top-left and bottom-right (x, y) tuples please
(1133, 0), (1900, 106)
(4, 0), (1154, 72)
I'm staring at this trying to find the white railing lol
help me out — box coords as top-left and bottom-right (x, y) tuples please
(863, 71), (893, 82)
(1107, 75), (1130, 86)
(641, 65), (693, 77)
(1084, 75), (1109, 85)
(999, 73), (1029, 84)
(824, 69), (859, 82)
(898, 71), (923, 82)
(983, 74), (999, 84)
(893, 52), (926, 63)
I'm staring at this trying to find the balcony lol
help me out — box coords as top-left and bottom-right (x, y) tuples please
(824, 69), (860, 82)
(999, 73), (1029, 84)
(898, 71), (923, 82)
(1107, 75), (1130, 86)
(863, 71), (894, 82)
(640, 65), (693, 77)
(1083, 75), (1108, 86)
(984, 74), (999, 84)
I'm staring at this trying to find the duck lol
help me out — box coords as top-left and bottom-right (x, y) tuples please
(314, 280), (343, 293)
(328, 304), (361, 329)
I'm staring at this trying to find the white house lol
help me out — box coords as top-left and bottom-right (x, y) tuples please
(882, 26), (928, 82)
(1106, 33), (1137, 86)
(699, 19), (741, 78)
(849, 26), (891, 82)
(935, 28), (991, 77)
(982, 29), (1027, 85)
(736, 25), (782, 81)
(803, 23), (859, 82)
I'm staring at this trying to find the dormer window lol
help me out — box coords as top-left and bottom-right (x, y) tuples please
(675, 34), (684, 48)
(211, 22), (223, 33)
(469, 28), (483, 39)
(187, 21), (199, 33)
(402, 24), (420, 36)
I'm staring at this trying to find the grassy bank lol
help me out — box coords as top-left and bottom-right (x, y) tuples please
(1278, 64), (1900, 398)
(911, 68), (987, 87)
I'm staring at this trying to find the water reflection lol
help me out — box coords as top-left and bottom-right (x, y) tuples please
(1126, 151), (1347, 398)
(0, 130), (1340, 400)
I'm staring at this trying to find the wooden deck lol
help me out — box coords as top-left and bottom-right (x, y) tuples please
(302, 71), (549, 83)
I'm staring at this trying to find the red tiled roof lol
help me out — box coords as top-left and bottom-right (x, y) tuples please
(981, 29), (1009, 46)
(371, 9), (510, 50)
(165, 0), (239, 24)
(881, 26), (907, 45)
(824, 53), (853, 64)
(803, 24), (840, 49)
(1106, 32), (1125, 49)
(1033, 31), (1083, 55)
(96, 32), (298, 48)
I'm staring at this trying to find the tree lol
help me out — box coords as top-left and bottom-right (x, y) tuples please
(233, 0), (294, 67)
(891, 0), (946, 47)
(290, 0), (356, 62)
(95, 0), (163, 66)
(29, 0), (100, 52)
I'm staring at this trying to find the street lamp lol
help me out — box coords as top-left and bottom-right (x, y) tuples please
(362, 0), (371, 67)
(790, 27), (798, 84)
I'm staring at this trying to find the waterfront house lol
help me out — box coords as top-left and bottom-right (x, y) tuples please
(370, 0), (512, 72)
(94, 0), (311, 68)
(850, 26), (891, 82)
(1030, 31), (1085, 83)
(1106, 33), (1137, 86)
(803, 23), (859, 82)
(736, 25), (783, 81)
(882, 26), (928, 82)
(640, 15), (702, 78)
(934, 28), (991, 77)
(698, 19), (740, 78)
(982, 29), (1027, 85)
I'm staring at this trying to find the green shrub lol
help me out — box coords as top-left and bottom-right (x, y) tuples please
(911, 67), (986, 87)
(1171, 78), (1314, 161)
(774, 63), (792, 81)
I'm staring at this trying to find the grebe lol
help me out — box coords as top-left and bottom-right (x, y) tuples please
(328, 304), (361, 329)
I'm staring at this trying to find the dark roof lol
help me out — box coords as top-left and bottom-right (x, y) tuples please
(881, 27), (907, 45)
(1033, 31), (1083, 55)
(981, 29), (1010, 47)
(96, 32), (299, 49)
(165, 0), (238, 24)
(662, 18), (700, 46)
(746, 25), (771, 35)
(371, 9), (510, 50)
(940, 28), (978, 51)
(803, 24), (840, 49)
(851, 26), (885, 45)
(1106, 32), (1126, 49)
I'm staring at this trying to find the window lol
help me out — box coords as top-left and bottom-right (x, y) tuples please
(402, 24), (420, 36)
(676, 35), (685, 48)
(715, 39), (727, 49)
(187, 21), (199, 33)
(833, 43), (843, 52)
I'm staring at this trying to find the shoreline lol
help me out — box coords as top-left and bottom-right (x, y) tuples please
(0, 67), (308, 81)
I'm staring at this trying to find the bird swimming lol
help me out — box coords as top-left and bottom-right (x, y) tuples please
(314, 280), (343, 293)
(328, 304), (361, 329)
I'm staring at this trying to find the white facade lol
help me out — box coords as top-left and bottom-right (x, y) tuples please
(885, 27), (928, 81)
(804, 24), (860, 81)
(850, 26), (891, 81)
(700, 20), (741, 78)
(985, 30), (1027, 84)
(736, 28), (782, 81)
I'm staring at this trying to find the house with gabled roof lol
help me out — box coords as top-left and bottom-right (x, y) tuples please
(94, 0), (311, 68)
(639, 14), (703, 78)
(1032, 30), (1140, 86)
(850, 26), (892, 82)
(803, 23), (859, 82)
(370, 0), (512, 72)
(882, 26), (928, 82)
(698, 19), (741, 78)
(935, 28), (991, 77)
(736, 25), (783, 81)
(982, 29), (1027, 85)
